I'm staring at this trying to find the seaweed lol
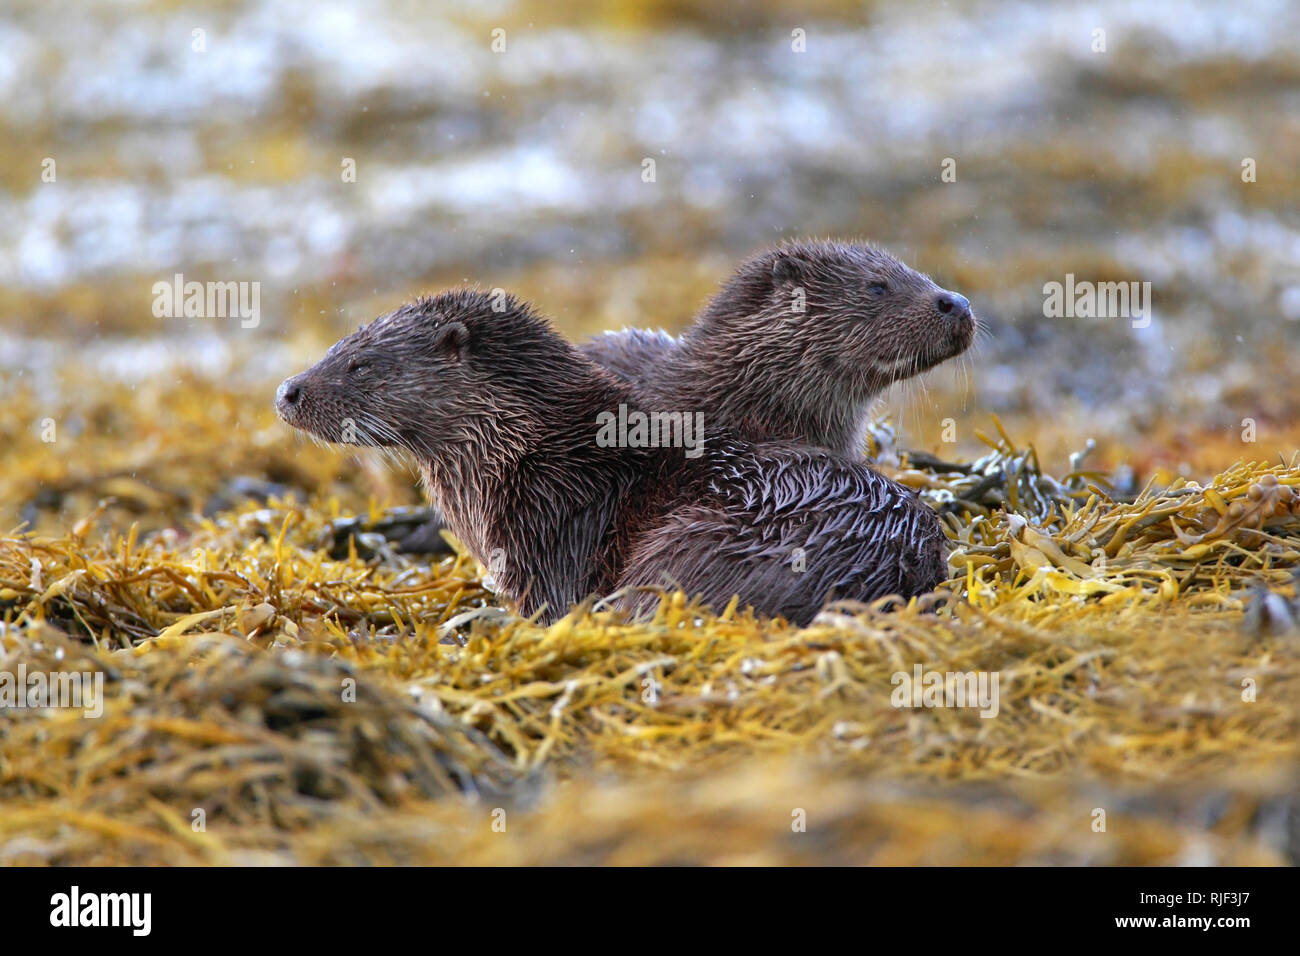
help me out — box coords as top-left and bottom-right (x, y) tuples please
(1, 423), (1296, 864)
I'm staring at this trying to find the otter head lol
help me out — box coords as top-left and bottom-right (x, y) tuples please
(694, 240), (976, 402)
(275, 289), (576, 466)
(767, 240), (974, 390)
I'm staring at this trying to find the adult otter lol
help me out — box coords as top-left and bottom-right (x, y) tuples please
(579, 239), (975, 456)
(275, 290), (947, 625)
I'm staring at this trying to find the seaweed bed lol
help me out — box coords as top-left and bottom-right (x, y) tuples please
(2, 410), (1298, 865)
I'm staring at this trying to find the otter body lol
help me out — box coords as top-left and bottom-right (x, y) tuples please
(578, 240), (976, 457)
(623, 438), (946, 623)
(579, 327), (676, 392)
(276, 290), (947, 626)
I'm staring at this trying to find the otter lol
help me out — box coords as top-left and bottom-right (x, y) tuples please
(578, 239), (975, 456)
(275, 290), (947, 626)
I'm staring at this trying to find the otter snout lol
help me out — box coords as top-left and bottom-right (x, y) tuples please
(934, 290), (976, 351)
(275, 376), (303, 422)
(934, 291), (971, 321)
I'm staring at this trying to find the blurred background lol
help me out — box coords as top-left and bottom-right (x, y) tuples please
(2, 0), (1298, 534)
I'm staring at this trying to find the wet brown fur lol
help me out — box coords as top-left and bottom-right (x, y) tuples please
(579, 239), (976, 456)
(276, 289), (947, 625)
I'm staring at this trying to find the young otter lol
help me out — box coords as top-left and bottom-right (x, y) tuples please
(276, 290), (947, 626)
(578, 240), (975, 456)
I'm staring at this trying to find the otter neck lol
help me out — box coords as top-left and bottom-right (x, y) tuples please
(665, 321), (880, 457)
(417, 371), (647, 619)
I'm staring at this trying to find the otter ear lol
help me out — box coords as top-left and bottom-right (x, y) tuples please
(433, 321), (469, 362)
(771, 255), (808, 286)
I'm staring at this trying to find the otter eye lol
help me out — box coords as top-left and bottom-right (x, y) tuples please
(867, 281), (889, 297)
(348, 360), (369, 375)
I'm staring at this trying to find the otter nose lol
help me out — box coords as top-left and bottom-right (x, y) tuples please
(935, 292), (971, 320)
(276, 378), (301, 406)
